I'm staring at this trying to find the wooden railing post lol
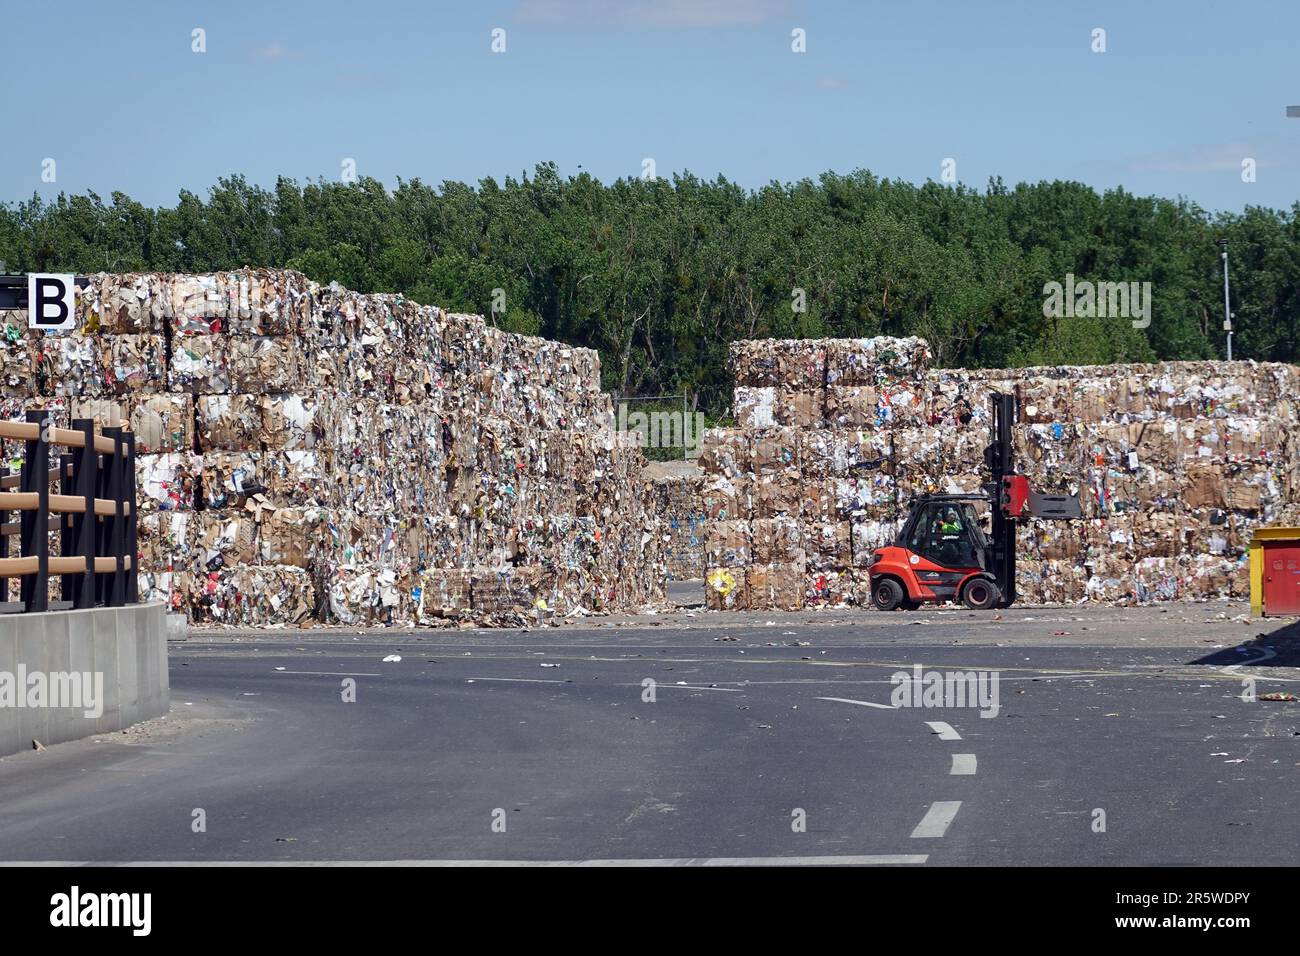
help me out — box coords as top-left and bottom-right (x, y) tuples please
(20, 409), (50, 612)
(72, 418), (97, 610)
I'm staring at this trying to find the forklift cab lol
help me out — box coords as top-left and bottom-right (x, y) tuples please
(899, 498), (988, 571)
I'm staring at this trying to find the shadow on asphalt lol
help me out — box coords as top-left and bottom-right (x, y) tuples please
(1189, 618), (1300, 667)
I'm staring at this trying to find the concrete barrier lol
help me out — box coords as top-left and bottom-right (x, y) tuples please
(0, 602), (168, 757)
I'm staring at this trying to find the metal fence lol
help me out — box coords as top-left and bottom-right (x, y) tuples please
(0, 411), (137, 613)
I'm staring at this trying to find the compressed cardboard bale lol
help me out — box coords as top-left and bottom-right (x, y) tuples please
(255, 506), (319, 567)
(699, 428), (751, 480)
(138, 569), (190, 611)
(799, 430), (849, 478)
(169, 335), (231, 394)
(806, 569), (853, 607)
(754, 469), (804, 519)
(168, 274), (231, 334)
(825, 336), (930, 387)
(36, 333), (104, 396)
(201, 451), (330, 512)
(700, 474), (750, 521)
(414, 568), (472, 619)
(196, 394), (262, 451)
(194, 512), (260, 571)
(131, 394), (195, 453)
(851, 518), (895, 566)
(728, 338), (826, 388)
(137, 453), (201, 512)
(705, 566), (747, 610)
(824, 386), (880, 429)
(751, 427), (798, 473)
(746, 562), (805, 610)
(79, 274), (171, 334)
(136, 511), (197, 573)
(0, 316), (38, 396)
(224, 269), (311, 336)
(773, 387), (824, 428)
(807, 521), (852, 571)
(705, 519), (750, 567)
(1183, 464), (1226, 509)
(258, 394), (321, 450)
(926, 368), (997, 428)
(227, 337), (302, 394)
(471, 566), (539, 614)
(874, 380), (929, 427)
(102, 334), (166, 394)
(69, 397), (129, 430)
(191, 565), (316, 625)
(751, 517), (804, 564)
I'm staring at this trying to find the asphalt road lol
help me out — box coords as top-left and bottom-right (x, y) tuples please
(1, 606), (1298, 865)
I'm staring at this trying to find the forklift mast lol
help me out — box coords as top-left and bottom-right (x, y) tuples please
(984, 392), (1018, 607)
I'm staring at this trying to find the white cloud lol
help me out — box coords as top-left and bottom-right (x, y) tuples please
(255, 41), (292, 60)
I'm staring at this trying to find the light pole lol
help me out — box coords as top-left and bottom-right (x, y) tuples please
(1217, 238), (1233, 361)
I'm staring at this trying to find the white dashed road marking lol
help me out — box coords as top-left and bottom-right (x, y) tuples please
(950, 754), (977, 775)
(910, 801), (962, 838)
(814, 696), (896, 710)
(925, 721), (961, 740)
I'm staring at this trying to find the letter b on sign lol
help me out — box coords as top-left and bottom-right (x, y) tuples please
(28, 274), (76, 331)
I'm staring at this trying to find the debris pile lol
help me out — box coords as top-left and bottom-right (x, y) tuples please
(1, 270), (665, 626)
(703, 336), (1300, 609)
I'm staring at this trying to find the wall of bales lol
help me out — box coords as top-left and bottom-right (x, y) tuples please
(0, 270), (665, 626)
(702, 337), (1300, 609)
(644, 465), (706, 580)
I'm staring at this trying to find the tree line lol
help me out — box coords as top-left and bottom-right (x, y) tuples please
(2, 162), (1296, 415)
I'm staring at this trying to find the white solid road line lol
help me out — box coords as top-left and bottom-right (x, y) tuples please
(464, 677), (569, 684)
(815, 696), (897, 710)
(276, 670), (381, 677)
(925, 721), (961, 740)
(910, 801), (962, 838)
(950, 754), (977, 775)
(3, 855), (929, 867)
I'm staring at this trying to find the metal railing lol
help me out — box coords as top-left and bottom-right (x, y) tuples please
(0, 411), (137, 613)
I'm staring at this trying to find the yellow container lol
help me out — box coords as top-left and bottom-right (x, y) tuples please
(1249, 526), (1300, 617)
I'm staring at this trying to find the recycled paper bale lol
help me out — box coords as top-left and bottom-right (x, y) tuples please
(705, 566), (746, 611)
(197, 394), (262, 451)
(169, 335), (231, 394)
(131, 394), (195, 453)
(747, 563), (805, 610)
(0, 316), (36, 397)
(228, 337), (301, 394)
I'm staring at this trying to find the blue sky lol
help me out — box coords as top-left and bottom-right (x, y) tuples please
(5, 0), (1298, 212)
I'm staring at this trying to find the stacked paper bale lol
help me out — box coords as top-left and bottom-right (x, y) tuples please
(0, 270), (664, 626)
(644, 464), (707, 580)
(702, 336), (1300, 609)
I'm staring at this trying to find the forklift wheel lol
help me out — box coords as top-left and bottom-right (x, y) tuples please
(961, 577), (1001, 610)
(872, 577), (906, 611)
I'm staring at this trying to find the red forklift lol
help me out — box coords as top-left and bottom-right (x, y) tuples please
(866, 392), (1081, 611)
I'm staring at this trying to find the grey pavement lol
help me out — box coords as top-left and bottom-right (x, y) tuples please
(1, 603), (1297, 865)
